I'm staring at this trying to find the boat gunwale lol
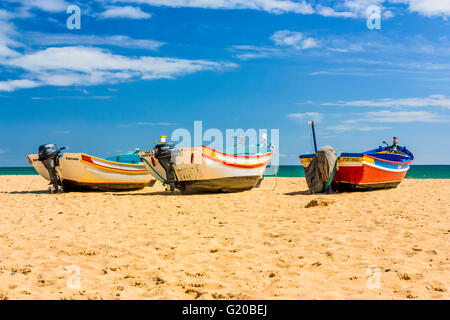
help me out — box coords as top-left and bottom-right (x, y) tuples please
(363, 154), (413, 165)
(299, 146), (414, 166)
(79, 153), (146, 167)
(203, 153), (271, 169)
(80, 155), (150, 175)
(203, 145), (273, 159)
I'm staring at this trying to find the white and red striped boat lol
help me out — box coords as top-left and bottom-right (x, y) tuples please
(28, 151), (155, 192)
(139, 137), (273, 193)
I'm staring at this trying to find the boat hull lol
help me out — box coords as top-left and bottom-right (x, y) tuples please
(28, 153), (154, 192)
(178, 176), (261, 193)
(140, 146), (272, 193)
(334, 155), (409, 190)
(61, 179), (149, 192)
(300, 152), (411, 191)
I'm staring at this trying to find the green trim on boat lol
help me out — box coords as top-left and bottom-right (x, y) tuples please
(142, 157), (167, 184)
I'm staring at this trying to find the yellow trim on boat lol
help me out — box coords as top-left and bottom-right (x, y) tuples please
(362, 156), (375, 164)
(338, 157), (362, 163)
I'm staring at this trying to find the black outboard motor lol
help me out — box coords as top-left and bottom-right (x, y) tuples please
(153, 141), (177, 192)
(38, 144), (65, 193)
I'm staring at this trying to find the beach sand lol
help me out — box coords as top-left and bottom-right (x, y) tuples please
(0, 176), (448, 300)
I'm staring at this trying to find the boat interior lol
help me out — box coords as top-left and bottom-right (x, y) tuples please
(105, 152), (143, 164)
(364, 146), (414, 163)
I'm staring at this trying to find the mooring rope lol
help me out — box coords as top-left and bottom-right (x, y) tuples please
(324, 155), (339, 192)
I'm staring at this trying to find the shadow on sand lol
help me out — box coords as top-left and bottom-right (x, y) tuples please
(5, 190), (51, 195)
(284, 190), (312, 196)
(112, 191), (182, 196)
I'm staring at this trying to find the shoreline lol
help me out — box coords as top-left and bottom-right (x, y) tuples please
(1, 164), (450, 179)
(0, 176), (448, 299)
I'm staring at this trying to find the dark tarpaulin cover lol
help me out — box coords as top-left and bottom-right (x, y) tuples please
(305, 145), (337, 194)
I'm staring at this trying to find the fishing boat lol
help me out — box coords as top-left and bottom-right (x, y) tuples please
(299, 122), (414, 191)
(139, 136), (274, 193)
(28, 144), (155, 192)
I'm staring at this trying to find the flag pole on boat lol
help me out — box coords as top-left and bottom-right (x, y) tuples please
(308, 120), (318, 153)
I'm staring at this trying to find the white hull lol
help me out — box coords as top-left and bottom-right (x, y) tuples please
(139, 146), (272, 192)
(28, 153), (154, 191)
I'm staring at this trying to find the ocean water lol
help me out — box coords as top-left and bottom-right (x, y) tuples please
(1, 165), (450, 179)
(0, 167), (39, 175)
(264, 165), (450, 179)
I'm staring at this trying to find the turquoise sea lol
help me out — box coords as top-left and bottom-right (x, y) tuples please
(264, 165), (450, 179)
(1, 165), (450, 179)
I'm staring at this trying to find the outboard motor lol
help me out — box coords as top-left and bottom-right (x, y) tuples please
(38, 144), (65, 193)
(153, 136), (177, 192)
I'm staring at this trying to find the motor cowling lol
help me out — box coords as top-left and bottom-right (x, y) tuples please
(153, 142), (177, 192)
(38, 144), (63, 193)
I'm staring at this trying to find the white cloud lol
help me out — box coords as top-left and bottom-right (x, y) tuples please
(12, 0), (69, 12)
(340, 0), (385, 16)
(0, 79), (40, 92)
(234, 30), (320, 60)
(99, 6), (152, 19)
(6, 0), (450, 20)
(30, 95), (115, 100)
(348, 110), (450, 123)
(325, 124), (391, 132)
(309, 70), (381, 76)
(316, 5), (356, 18)
(232, 45), (279, 60)
(301, 37), (319, 49)
(407, 0), (450, 17)
(117, 121), (177, 127)
(321, 95), (450, 109)
(383, 10), (394, 18)
(0, 46), (237, 91)
(270, 30), (319, 49)
(26, 33), (163, 50)
(288, 108), (449, 134)
(337, 0), (450, 18)
(0, 11), (22, 58)
(110, 0), (314, 14)
(271, 30), (303, 46)
(288, 112), (324, 123)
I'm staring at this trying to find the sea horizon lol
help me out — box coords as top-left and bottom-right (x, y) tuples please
(3, 164), (450, 179)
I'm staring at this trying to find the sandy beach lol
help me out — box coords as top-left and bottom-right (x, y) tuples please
(0, 175), (448, 300)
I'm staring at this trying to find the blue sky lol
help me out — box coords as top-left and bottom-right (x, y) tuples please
(0, 0), (449, 166)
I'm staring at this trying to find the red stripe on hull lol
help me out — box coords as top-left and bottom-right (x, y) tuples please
(334, 163), (408, 185)
(203, 145), (273, 159)
(203, 154), (270, 169)
(81, 154), (148, 173)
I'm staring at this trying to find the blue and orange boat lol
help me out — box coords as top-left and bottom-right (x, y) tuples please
(299, 122), (414, 191)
